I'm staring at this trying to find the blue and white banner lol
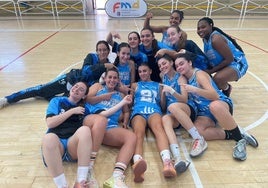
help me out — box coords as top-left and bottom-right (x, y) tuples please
(105, 0), (147, 18)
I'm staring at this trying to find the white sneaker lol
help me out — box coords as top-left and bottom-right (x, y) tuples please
(103, 175), (128, 188)
(233, 139), (247, 161)
(0, 98), (8, 109)
(87, 168), (98, 188)
(190, 138), (208, 158)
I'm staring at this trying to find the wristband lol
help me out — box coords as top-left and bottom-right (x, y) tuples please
(170, 88), (175, 95)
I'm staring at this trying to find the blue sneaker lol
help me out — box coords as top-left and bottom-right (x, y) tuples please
(233, 139), (247, 161)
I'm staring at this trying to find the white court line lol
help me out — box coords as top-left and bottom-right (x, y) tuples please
(57, 60), (268, 188)
(54, 21), (267, 186)
(244, 71), (268, 132)
(1, 27), (268, 33)
(178, 137), (204, 188)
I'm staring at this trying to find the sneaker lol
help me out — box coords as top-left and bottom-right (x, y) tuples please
(162, 159), (176, 178)
(73, 180), (89, 188)
(87, 168), (99, 188)
(241, 132), (259, 148)
(0, 98), (8, 109)
(222, 84), (232, 97)
(132, 159), (147, 183)
(233, 139), (247, 161)
(103, 175), (128, 188)
(190, 138), (208, 158)
(174, 159), (190, 174)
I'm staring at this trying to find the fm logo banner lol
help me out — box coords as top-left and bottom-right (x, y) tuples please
(105, 0), (147, 18)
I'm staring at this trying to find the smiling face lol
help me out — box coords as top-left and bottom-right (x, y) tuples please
(128, 32), (140, 49)
(174, 57), (192, 78)
(157, 57), (173, 75)
(117, 46), (130, 65)
(70, 82), (88, 101)
(96, 42), (110, 63)
(138, 64), (152, 81)
(167, 26), (181, 45)
(197, 20), (213, 40)
(104, 69), (120, 90)
(140, 29), (154, 48)
(169, 12), (182, 26)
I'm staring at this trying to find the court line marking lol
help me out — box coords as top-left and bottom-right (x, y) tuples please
(0, 24), (69, 71)
(1, 27), (268, 33)
(0, 20), (267, 187)
(57, 59), (267, 188)
(53, 22), (267, 187)
(245, 71), (268, 131)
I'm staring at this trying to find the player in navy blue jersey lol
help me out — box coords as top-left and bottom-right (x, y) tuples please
(41, 81), (101, 188)
(0, 40), (116, 109)
(139, 28), (173, 82)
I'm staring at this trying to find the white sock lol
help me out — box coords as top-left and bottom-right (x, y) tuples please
(170, 144), (181, 160)
(77, 166), (89, 183)
(113, 162), (127, 177)
(160, 149), (171, 162)
(53, 173), (67, 188)
(188, 127), (203, 140)
(133, 154), (143, 163)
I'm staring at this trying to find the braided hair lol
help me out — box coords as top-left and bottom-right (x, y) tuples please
(198, 17), (244, 53)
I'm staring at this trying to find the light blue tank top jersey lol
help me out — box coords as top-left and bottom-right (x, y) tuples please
(117, 63), (131, 86)
(131, 51), (148, 65)
(88, 86), (122, 129)
(188, 69), (233, 116)
(161, 31), (173, 49)
(204, 30), (245, 67)
(162, 73), (196, 113)
(162, 73), (181, 108)
(131, 81), (162, 116)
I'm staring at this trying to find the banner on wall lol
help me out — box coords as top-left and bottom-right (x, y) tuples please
(105, 0), (147, 18)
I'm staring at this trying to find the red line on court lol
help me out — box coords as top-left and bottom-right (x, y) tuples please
(231, 35), (268, 53)
(0, 24), (69, 71)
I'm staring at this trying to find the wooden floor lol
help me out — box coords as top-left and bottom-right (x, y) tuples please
(0, 11), (267, 188)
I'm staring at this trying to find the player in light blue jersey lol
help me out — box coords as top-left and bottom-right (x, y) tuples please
(197, 17), (248, 97)
(86, 68), (136, 188)
(130, 63), (176, 182)
(106, 31), (148, 82)
(158, 55), (208, 166)
(143, 10), (184, 48)
(113, 42), (135, 87)
(175, 52), (258, 161)
(155, 25), (210, 71)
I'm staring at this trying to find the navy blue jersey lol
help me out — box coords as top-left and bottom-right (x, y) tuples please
(46, 96), (90, 139)
(139, 41), (173, 82)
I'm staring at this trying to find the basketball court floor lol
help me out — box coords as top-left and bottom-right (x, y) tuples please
(0, 8), (267, 188)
